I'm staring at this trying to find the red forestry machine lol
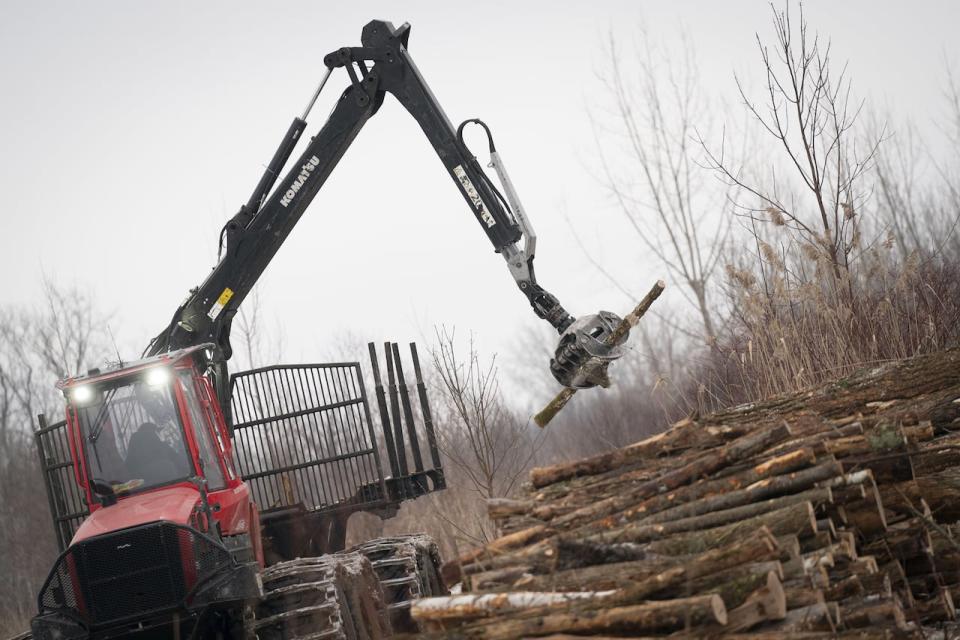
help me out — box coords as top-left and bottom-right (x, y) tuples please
(28, 19), (630, 640)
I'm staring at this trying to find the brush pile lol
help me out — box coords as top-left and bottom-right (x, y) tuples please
(414, 349), (960, 638)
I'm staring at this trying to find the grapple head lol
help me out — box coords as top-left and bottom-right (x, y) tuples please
(550, 311), (627, 389)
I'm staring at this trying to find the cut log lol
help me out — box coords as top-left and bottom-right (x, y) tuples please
(764, 421), (864, 458)
(903, 421), (935, 444)
(549, 447), (819, 531)
(442, 525), (551, 584)
(573, 488), (831, 547)
(801, 549), (834, 571)
(845, 556), (879, 574)
(716, 634), (896, 640)
(781, 555), (829, 585)
(596, 501), (815, 556)
(571, 424), (795, 536)
(862, 517), (932, 559)
(457, 594), (727, 639)
(411, 591), (614, 624)
(487, 498), (534, 520)
(842, 597), (908, 630)
(507, 557), (675, 593)
(517, 636), (661, 640)
(881, 466), (960, 521)
(639, 469), (838, 526)
(913, 587), (956, 623)
(824, 435), (875, 457)
(842, 484), (888, 535)
(705, 571), (786, 632)
(656, 562), (782, 608)
(470, 566), (533, 591)
(821, 468), (875, 489)
(537, 421), (791, 504)
(549, 538), (650, 571)
(511, 527), (778, 594)
(784, 586), (825, 609)
(823, 574), (863, 601)
(815, 518), (838, 539)
(801, 530), (834, 552)
(833, 484), (868, 503)
(856, 568), (892, 597)
(764, 601), (836, 632)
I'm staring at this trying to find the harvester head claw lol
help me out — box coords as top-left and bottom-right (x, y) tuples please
(550, 310), (627, 389)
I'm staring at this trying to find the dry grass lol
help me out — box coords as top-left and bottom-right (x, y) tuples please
(696, 241), (960, 408)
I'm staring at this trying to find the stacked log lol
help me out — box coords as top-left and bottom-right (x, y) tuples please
(415, 348), (960, 638)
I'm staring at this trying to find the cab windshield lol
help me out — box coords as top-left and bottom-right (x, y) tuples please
(76, 370), (194, 499)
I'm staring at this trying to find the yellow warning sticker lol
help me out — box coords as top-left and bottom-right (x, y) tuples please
(207, 287), (234, 321)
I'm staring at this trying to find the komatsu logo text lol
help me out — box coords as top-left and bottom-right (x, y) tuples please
(280, 156), (321, 208)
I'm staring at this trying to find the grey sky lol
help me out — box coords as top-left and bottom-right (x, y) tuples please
(1, 1), (958, 380)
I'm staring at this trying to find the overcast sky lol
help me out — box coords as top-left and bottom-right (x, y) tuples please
(2, 1), (958, 390)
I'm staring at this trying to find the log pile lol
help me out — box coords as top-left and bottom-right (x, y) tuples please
(416, 348), (960, 638)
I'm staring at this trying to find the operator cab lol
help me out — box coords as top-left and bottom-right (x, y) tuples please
(58, 345), (252, 543)
(73, 368), (193, 498)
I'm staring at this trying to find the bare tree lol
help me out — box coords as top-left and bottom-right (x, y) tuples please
(931, 63), (960, 259)
(872, 120), (932, 255)
(431, 328), (541, 504)
(0, 282), (112, 632)
(0, 281), (113, 436)
(591, 28), (732, 340)
(350, 329), (543, 553)
(703, 3), (882, 288)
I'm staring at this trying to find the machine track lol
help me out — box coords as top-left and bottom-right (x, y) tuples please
(253, 552), (390, 640)
(349, 534), (447, 632)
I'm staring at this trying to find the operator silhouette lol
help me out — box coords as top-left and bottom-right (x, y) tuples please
(126, 422), (191, 486)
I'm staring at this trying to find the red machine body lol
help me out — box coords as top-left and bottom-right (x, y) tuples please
(59, 346), (262, 562)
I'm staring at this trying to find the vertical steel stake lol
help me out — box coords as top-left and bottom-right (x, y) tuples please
(409, 343), (443, 473)
(368, 343), (400, 478)
(392, 343), (425, 473)
(384, 342), (409, 480)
